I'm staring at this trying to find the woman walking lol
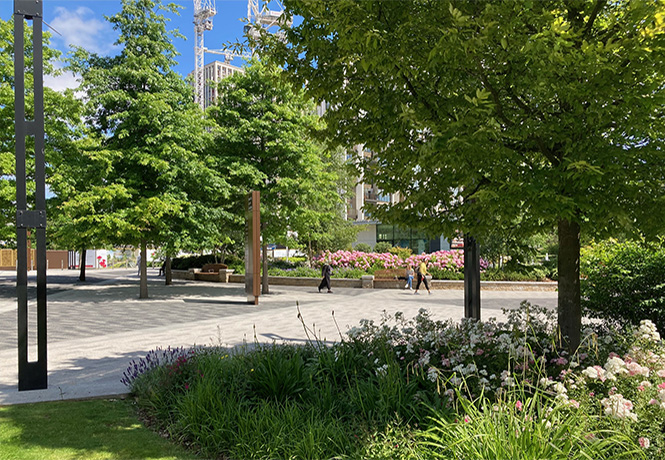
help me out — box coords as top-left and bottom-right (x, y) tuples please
(414, 257), (431, 295)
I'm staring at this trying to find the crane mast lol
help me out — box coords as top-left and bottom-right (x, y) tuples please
(193, 0), (216, 109)
(193, 0), (289, 109)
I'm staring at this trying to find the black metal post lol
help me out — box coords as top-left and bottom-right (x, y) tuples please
(15, 0), (47, 391)
(464, 235), (481, 320)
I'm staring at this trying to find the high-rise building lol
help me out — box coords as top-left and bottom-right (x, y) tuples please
(189, 60), (244, 109)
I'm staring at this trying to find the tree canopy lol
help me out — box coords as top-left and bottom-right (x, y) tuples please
(260, 0), (665, 348)
(207, 60), (357, 260)
(0, 17), (83, 246)
(69, 0), (221, 296)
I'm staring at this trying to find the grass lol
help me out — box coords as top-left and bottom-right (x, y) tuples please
(0, 398), (198, 460)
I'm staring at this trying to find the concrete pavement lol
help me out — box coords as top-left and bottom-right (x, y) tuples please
(0, 268), (557, 405)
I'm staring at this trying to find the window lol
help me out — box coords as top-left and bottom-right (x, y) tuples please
(375, 225), (434, 253)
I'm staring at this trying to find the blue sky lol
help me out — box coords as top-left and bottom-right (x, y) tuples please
(1, 0), (254, 90)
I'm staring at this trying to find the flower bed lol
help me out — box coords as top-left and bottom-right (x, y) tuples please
(315, 249), (489, 274)
(125, 303), (664, 459)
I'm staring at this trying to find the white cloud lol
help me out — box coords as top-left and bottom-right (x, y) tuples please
(49, 6), (117, 55)
(44, 70), (80, 92)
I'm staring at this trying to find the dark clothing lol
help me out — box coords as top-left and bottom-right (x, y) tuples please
(319, 264), (332, 292)
(415, 273), (429, 291)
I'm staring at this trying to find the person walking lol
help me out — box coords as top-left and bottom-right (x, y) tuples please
(319, 263), (333, 293)
(404, 264), (414, 290)
(414, 257), (431, 295)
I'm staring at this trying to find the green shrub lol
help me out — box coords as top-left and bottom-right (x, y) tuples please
(581, 240), (665, 331)
(481, 267), (549, 281)
(333, 267), (367, 279)
(268, 266), (320, 278)
(428, 268), (464, 280)
(373, 242), (392, 254)
(389, 246), (413, 260)
(269, 257), (307, 270)
(354, 243), (372, 253)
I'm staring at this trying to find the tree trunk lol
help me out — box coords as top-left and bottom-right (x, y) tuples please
(558, 218), (581, 352)
(79, 248), (86, 282)
(139, 239), (148, 299)
(262, 242), (269, 294)
(165, 255), (172, 286)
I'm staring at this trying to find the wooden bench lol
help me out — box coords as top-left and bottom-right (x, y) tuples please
(201, 263), (228, 273)
(374, 268), (405, 280)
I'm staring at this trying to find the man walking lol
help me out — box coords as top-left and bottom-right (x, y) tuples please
(318, 263), (333, 293)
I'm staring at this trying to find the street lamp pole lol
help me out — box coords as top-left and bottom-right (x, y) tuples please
(14, 0), (48, 391)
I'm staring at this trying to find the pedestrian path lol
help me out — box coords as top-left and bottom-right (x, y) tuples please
(0, 269), (557, 405)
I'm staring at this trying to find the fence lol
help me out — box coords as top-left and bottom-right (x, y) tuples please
(0, 249), (69, 270)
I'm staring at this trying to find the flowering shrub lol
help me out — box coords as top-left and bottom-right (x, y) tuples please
(315, 249), (489, 273)
(344, 302), (612, 403)
(553, 319), (665, 459)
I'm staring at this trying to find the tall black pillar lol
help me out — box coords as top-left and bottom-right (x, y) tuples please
(15, 0), (47, 391)
(464, 235), (481, 320)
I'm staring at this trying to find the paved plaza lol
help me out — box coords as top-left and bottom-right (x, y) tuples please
(0, 269), (557, 405)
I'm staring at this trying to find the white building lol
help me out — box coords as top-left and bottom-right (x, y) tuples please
(189, 60), (244, 109)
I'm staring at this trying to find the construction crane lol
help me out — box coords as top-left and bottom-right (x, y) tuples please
(193, 0), (216, 109)
(194, 0), (290, 109)
(244, 0), (289, 45)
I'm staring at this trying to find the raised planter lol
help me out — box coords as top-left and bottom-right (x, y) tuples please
(211, 273), (557, 291)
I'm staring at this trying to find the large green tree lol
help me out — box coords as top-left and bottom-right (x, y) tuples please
(0, 18), (82, 246)
(261, 0), (665, 349)
(208, 60), (354, 291)
(70, 0), (219, 297)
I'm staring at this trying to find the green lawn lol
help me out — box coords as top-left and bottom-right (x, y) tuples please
(0, 398), (198, 460)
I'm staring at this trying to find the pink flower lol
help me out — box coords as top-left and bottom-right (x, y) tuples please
(638, 385), (645, 392)
(464, 415), (471, 423)
(658, 369), (665, 378)
(515, 400), (523, 411)
(658, 382), (665, 390)
(639, 437), (650, 449)
(475, 349), (485, 356)
(569, 400), (580, 409)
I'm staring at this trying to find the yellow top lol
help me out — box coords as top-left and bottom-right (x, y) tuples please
(419, 262), (427, 275)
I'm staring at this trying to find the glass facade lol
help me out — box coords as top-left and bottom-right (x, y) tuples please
(376, 224), (439, 254)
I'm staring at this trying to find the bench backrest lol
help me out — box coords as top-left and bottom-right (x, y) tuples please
(202, 263), (228, 272)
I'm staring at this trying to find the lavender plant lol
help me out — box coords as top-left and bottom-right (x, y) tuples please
(121, 346), (197, 387)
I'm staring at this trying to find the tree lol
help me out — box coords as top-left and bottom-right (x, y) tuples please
(0, 18), (82, 246)
(48, 134), (135, 281)
(70, 0), (219, 297)
(208, 60), (352, 292)
(260, 0), (665, 350)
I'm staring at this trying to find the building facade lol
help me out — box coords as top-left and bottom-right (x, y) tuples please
(189, 60), (244, 109)
(346, 145), (449, 253)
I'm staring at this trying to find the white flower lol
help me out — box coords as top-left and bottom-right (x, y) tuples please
(637, 320), (661, 342)
(601, 394), (638, 421)
(604, 357), (628, 378)
(418, 350), (431, 367)
(552, 382), (567, 396)
(375, 364), (388, 377)
(427, 366), (438, 382)
(540, 377), (555, 388)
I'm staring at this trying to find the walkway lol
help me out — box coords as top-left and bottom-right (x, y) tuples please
(0, 269), (557, 405)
